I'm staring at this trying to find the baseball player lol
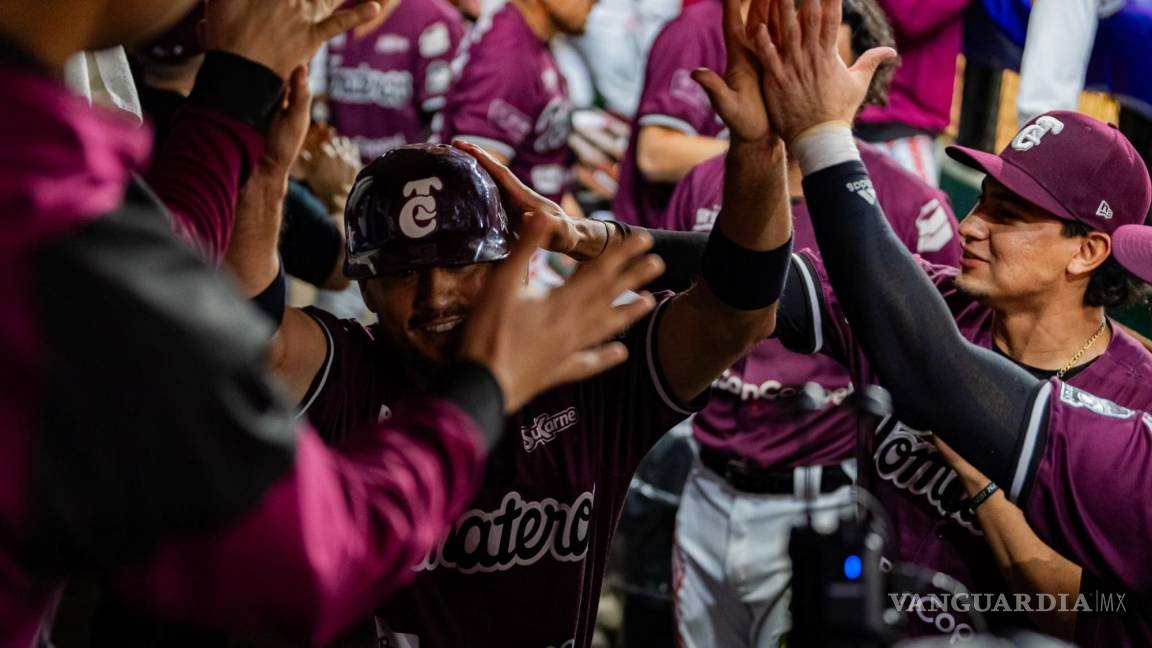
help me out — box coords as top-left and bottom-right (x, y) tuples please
(611, 0), (733, 228)
(231, 12), (798, 639)
(434, 0), (586, 206)
(659, 2), (961, 645)
(742, 1), (1152, 642)
(317, 0), (464, 163)
(0, 1), (676, 645)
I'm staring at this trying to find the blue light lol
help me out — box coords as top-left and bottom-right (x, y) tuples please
(843, 554), (862, 580)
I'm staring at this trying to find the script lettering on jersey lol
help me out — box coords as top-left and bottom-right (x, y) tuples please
(873, 418), (980, 534)
(416, 490), (595, 574)
(329, 64), (413, 108)
(521, 407), (578, 452)
(712, 370), (854, 405)
(399, 177), (443, 239)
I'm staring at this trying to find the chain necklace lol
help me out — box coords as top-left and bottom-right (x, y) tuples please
(1057, 320), (1109, 379)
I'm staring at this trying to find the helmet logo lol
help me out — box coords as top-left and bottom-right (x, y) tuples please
(399, 177), (443, 239)
(1011, 115), (1065, 152)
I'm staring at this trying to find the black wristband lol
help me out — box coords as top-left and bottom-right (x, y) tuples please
(250, 259), (287, 327)
(701, 229), (793, 310)
(431, 361), (506, 451)
(187, 51), (285, 132)
(964, 482), (1000, 513)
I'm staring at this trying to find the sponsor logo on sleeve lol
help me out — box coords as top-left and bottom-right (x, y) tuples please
(419, 22), (452, 58)
(669, 68), (711, 112)
(692, 206), (719, 232)
(521, 407), (578, 452)
(1058, 383), (1136, 419)
(1011, 115), (1065, 152)
(915, 199), (955, 253)
(533, 95), (573, 153)
(399, 177), (443, 239)
(416, 489), (595, 574)
(487, 99), (532, 143)
(846, 178), (877, 205)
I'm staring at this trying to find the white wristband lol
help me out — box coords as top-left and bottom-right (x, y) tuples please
(792, 123), (861, 177)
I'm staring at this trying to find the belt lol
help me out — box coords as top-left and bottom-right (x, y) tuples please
(699, 447), (853, 496)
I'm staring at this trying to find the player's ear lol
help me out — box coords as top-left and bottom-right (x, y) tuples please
(1068, 231), (1112, 276)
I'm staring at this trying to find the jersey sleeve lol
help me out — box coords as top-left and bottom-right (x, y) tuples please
(634, 17), (722, 136)
(1014, 380), (1152, 595)
(413, 15), (464, 113)
(440, 48), (538, 160)
(662, 154), (724, 232)
(598, 294), (709, 473)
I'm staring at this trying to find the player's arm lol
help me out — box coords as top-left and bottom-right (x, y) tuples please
(652, 0), (792, 404)
(635, 126), (729, 183)
(754, 0), (1039, 486)
(934, 437), (1080, 640)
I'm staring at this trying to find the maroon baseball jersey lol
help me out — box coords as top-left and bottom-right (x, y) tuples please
(665, 144), (959, 468)
(794, 250), (1152, 637)
(300, 296), (702, 648)
(326, 0), (464, 162)
(1015, 380), (1152, 646)
(435, 3), (574, 203)
(611, 0), (728, 228)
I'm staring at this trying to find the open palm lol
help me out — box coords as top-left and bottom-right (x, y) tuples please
(692, 0), (776, 145)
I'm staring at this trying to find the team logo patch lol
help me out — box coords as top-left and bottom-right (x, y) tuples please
(521, 407), (578, 452)
(399, 177), (443, 239)
(375, 34), (410, 54)
(692, 205), (719, 232)
(1058, 383), (1135, 419)
(487, 99), (532, 142)
(1011, 115), (1065, 151)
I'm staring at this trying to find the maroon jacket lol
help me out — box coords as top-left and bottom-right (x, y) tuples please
(0, 44), (501, 647)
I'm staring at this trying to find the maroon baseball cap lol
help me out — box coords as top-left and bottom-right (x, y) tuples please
(946, 111), (1151, 235)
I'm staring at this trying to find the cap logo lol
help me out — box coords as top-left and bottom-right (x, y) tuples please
(399, 177), (443, 239)
(1011, 116), (1065, 152)
(1096, 200), (1114, 219)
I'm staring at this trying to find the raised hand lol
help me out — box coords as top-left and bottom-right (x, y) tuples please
(205, 0), (382, 80)
(452, 140), (595, 260)
(459, 216), (665, 412)
(690, 0), (775, 145)
(749, 0), (896, 143)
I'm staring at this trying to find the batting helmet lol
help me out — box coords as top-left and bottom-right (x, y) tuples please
(344, 143), (513, 279)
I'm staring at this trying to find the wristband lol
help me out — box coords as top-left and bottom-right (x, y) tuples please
(250, 258), (286, 327)
(964, 482), (1000, 513)
(701, 229), (793, 310)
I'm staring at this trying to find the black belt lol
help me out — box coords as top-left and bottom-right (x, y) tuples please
(699, 447), (853, 495)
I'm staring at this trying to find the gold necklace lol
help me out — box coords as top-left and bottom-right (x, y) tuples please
(1057, 320), (1109, 379)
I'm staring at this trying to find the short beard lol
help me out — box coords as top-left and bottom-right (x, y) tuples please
(953, 275), (991, 303)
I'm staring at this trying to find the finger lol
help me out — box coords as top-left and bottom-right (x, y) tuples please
(487, 213), (552, 299)
(610, 254), (666, 297)
(286, 66), (312, 118)
(547, 343), (631, 387)
(691, 68), (736, 120)
(721, 0), (747, 70)
(746, 0), (770, 43)
(819, 0), (841, 51)
(779, 0), (802, 61)
(316, 2), (382, 42)
(850, 46), (898, 84)
(753, 24), (786, 81)
(563, 230), (655, 300)
(799, 0), (822, 53)
(596, 292), (659, 335)
(453, 139), (537, 205)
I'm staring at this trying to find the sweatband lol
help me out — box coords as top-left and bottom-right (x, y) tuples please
(251, 259), (286, 327)
(701, 229), (793, 310)
(792, 122), (860, 176)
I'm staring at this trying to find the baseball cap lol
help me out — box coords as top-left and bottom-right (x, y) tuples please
(946, 111), (1151, 235)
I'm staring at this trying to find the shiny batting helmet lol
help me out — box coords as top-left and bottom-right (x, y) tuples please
(344, 143), (513, 279)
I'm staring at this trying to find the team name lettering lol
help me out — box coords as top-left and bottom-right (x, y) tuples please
(712, 370), (854, 405)
(416, 490), (595, 574)
(521, 407), (578, 452)
(873, 419), (980, 534)
(330, 65), (413, 108)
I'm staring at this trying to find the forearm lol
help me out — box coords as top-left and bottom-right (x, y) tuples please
(226, 167), (288, 297)
(796, 126), (1039, 485)
(956, 471), (1080, 638)
(147, 52), (284, 264)
(636, 126), (729, 183)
